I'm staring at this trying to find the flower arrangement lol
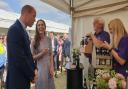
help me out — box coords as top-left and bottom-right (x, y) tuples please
(95, 69), (126, 89)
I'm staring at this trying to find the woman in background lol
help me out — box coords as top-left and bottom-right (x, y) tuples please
(102, 18), (128, 77)
(31, 19), (55, 89)
(57, 36), (64, 72)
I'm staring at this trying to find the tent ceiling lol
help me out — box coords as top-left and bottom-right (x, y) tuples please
(41, 0), (128, 17)
(42, 0), (70, 14)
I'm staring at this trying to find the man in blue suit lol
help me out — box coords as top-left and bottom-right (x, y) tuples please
(49, 32), (59, 77)
(6, 5), (38, 89)
(63, 33), (71, 62)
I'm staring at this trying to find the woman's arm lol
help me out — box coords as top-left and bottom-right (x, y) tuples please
(33, 48), (50, 60)
(49, 37), (54, 77)
(31, 40), (45, 60)
(50, 53), (54, 68)
(33, 51), (44, 60)
(111, 49), (126, 65)
(102, 41), (126, 65)
(49, 53), (54, 78)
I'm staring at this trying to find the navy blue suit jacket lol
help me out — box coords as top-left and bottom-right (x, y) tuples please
(63, 38), (71, 57)
(6, 20), (36, 89)
(53, 38), (58, 55)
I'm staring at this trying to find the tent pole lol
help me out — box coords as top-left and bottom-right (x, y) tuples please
(70, 0), (73, 16)
(69, 0), (74, 61)
(70, 0), (74, 46)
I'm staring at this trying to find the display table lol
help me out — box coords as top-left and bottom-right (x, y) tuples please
(67, 64), (84, 89)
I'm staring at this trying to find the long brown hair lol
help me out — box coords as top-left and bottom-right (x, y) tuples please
(108, 19), (127, 48)
(33, 19), (46, 51)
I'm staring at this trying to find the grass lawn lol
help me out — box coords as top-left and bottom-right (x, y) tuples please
(54, 72), (66, 89)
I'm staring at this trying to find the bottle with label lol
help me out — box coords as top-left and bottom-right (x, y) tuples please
(96, 59), (99, 65)
(102, 49), (105, 56)
(102, 60), (105, 65)
(106, 59), (110, 65)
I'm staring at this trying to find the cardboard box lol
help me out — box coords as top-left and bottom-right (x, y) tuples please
(84, 40), (93, 54)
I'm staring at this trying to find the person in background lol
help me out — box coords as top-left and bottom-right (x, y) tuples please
(3, 35), (7, 46)
(6, 5), (38, 89)
(31, 19), (55, 89)
(82, 17), (110, 88)
(57, 36), (64, 72)
(56, 33), (60, 41)
(89, 17), (110, 63)
(102, 18), (128, 77)
(0, 35), (7, 88)
(91, 17), (110, 45)
(63, 33), (71, 64)
(49, 32), (59, 78)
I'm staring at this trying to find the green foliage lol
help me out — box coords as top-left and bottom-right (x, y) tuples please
(110, 70), (116, 77)
(96, 79), (108, 89)
(72, 48), (81, 56)
(117, 80), (122, 89)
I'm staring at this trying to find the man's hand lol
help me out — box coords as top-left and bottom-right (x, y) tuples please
(91, 35), (104, 48)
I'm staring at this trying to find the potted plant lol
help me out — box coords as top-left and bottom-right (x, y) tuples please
(72, 48), (81, 69)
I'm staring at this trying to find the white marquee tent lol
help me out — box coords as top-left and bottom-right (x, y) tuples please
(0, 9), (69, 34)
(41, 0), (128, 48)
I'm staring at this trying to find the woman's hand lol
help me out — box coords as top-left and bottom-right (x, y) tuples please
(102, 41), (126, 65)
(49, 66), (54, 78)
(101, 41), (112, 50)
(42, 48), (49, 54)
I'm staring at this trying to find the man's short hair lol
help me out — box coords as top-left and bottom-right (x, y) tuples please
(50, 31), (54, 35)
(21, 5), (35, 14)
(50, 31), (54, 34)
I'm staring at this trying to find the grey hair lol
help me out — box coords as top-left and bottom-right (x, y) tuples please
(93, 17), (105, 25)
